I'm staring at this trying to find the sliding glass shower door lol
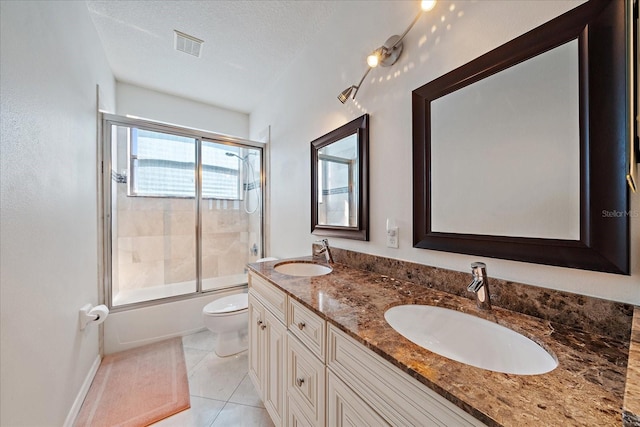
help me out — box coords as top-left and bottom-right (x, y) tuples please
(104, 116), (263, 308)
(199, 140), (263, 292)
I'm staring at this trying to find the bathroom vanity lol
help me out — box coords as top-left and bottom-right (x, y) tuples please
(248, 268), (481, 426)
(247, 257), (631, 426)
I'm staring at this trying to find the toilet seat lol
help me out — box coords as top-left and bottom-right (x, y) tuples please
(203, 293), (248, 316)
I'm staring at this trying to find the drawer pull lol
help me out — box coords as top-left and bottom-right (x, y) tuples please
(297, 322), (306, 330)
(296, 378), (305, 387)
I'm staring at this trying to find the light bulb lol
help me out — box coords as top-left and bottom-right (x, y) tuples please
(421, 0), (436, 12)
(367, 52), (379, 68)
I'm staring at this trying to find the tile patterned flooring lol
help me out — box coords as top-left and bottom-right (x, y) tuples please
(152, 330), (274, 427)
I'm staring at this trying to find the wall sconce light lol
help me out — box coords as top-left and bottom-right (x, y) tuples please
(338, 0), (437, 104)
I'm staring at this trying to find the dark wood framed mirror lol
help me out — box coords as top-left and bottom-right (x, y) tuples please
(412, 0), (632, 274)
(311, 114), (369, 240)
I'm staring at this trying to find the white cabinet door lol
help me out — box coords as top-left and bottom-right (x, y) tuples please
(248, 290), (286, 427)
(248, 292), (264, 395)
(286, 333), (325, 427)
(264, 308), (286, 426)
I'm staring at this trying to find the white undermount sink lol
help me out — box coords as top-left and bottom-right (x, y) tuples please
(274, 261), (332, 277)
(384, 305), (557, 375)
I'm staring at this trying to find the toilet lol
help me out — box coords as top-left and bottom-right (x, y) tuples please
(202, 293), (249, 357)
(202, 257), (278, 357)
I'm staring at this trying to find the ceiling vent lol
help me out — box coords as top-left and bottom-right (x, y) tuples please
(174, 30), (203, 58)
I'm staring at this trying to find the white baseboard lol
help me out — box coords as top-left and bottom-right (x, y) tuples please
(63, 354), (102, 427)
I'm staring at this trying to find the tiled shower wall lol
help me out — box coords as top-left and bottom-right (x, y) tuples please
(114, 183), (259, 291)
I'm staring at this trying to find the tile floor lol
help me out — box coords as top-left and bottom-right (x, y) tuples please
(152, 330), (274, 427)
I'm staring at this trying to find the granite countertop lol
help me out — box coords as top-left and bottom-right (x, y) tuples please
(248, 258), (630, 427)
(624, 307), (640, 426)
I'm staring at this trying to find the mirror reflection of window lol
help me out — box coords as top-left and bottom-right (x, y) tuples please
(317, 133), (358, 227)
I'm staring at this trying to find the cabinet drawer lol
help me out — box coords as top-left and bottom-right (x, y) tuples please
(327, 325), (486, 427)
(249, 272), (287, 324)
(286, 333), (325, 427)
(287, 397), (314, 427)
(287, 297), (326, 361)
(328, 370), (389, 427)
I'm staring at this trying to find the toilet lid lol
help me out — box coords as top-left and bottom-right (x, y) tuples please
(203, 293), (248, 315)
(256, 257), (278, 262)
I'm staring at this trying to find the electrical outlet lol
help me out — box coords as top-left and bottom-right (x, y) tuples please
(386, 227), (399, 248)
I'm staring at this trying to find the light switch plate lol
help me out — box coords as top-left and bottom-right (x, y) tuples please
(386, 227), (399, 248)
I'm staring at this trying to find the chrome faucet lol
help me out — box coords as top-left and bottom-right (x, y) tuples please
(467, 262), (491, 310)
(314, 239), (334, 264)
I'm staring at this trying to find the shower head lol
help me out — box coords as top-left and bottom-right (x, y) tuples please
(225, 152), (257, 161)
(225, 152), (243, 160)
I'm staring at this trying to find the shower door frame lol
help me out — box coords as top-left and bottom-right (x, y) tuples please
(101, 113), (265, 311)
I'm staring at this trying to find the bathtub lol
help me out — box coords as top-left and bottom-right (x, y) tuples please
(103, 283), (247, 354)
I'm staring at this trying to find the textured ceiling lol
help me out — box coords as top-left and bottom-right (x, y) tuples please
(86, 1), (342, 114)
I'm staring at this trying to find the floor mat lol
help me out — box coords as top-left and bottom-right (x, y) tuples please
(75, 337), (190, 427)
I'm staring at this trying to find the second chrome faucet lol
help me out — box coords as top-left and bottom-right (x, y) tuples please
(467, 262), (491, 310)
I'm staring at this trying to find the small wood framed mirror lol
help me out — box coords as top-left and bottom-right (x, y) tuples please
(311, 114), (369, 240)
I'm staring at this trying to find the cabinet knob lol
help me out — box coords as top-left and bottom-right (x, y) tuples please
(297, 322), (306, 330)
(296, 378), (305, 387)
(257, 320), (263, 325)
(260, 324), (266, 330)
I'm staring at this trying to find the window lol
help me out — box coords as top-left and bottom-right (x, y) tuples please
(201, 140), (242, 200)
(129, 128), (241, 199)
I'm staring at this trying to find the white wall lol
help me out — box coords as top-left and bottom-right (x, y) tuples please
(250, 0), (640, 304)
(0, 1), (115, 425)
(117, 82), (250, 139)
